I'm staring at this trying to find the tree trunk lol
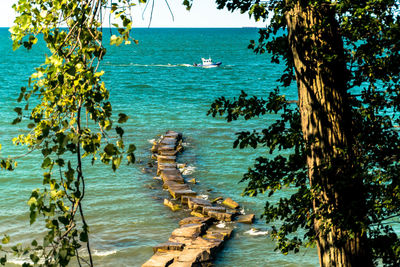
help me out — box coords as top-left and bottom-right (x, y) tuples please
(285, 2), (373, 266)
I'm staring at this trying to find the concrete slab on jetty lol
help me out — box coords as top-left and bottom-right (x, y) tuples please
(142, 130), (255, 267)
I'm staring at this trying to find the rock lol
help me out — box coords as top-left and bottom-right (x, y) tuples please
(141, 251), (180, 267)
(202, 232), (225, 241)
(191, 204), (207, 213)
(179, 217), (214, 227)
(226, 208), (241, 216)
(164, 131), (181, 139)
(181, 195), (191, 205)
(158, 145), (176, 153)
(160, 170), (185, 184)
(160, 168), (182, 175)
(175, 248), (211, 264)
(158, 162), (177, 170)
(190, 211), (207, 218)
(157, 155), (177, 164)
(186, 237), (224, 258)
(164, 199), (181, 212)
(157, 168), (177, 176)
(171, 223), (206, 239)
(204, 228), (233, 241)
(163, 176), (185, 184)
(168, 261), (195, 267)
(159, 150), (177, 156)
(169, 189), (197, 199)
(163, 181), (191, 191)
(153, 242), (185, 253)
(222, 197), (240, 209)
(187, 198), (212, 210)
(169, 260), (213, 267)
(176, 143), (184, 153)
(210, 197), (223, 204)
(160, 169), (183, 178)
(236, 214), (255, 224)
(202, 206), (226, 214)
(177, 163), (187, 169)
(160, 138), (177, 145)
(207, 211), (233, 222)
(168, 236), (194, 245)
(151, 144), (159, 153)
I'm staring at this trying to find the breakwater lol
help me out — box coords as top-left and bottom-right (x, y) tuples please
(142, 131), (255, 267)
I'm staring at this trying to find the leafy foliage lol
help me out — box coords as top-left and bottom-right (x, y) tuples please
(1, 0), (137, 266)
(211, 0), (400, 265)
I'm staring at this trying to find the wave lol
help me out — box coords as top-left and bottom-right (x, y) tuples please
(244, 228), (269, 236)
(93, 249), (118, 257)
(132, 84), (152, 88)
(7, 259), (29, 266)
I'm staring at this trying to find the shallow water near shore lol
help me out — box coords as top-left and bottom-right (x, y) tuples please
(0, 28), (319, 266)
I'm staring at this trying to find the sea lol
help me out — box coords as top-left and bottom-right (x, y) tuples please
(0, 28), (319, 267)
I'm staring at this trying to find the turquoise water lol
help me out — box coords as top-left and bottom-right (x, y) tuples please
(0, 28), (319, 266)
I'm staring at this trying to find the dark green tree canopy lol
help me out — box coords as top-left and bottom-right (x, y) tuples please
(209, 0), (400, 266)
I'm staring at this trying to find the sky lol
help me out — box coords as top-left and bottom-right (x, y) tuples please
(0, 0), (268, 28)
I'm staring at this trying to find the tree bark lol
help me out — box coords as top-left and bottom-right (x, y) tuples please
(285, 2), (373, 266)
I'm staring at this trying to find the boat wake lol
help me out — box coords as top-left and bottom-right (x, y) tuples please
(104, 60), (223, 68)
(104, 62), (195, 68)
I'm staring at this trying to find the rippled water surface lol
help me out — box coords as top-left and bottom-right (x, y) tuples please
(0, 28), (319, 266)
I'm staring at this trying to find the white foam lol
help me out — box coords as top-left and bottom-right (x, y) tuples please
(93, 249), (117, 257)
(147, 139), (156, 144)
(244, 228), (269, 236)
(216, 221), (226, 228)
(198, 194), (209, 200)
(182, 165), (196, 175)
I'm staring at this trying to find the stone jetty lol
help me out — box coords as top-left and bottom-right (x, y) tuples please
(142, 130), (255, 267)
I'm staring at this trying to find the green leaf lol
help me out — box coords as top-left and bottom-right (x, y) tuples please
(0, 255), (6, 265)
(127, 153), (135, 164)
(30, 253), (39, 264)
(112, 156), (121, 171)
(30, 210), (37, 225)
(41, 157), (52, 169)
(104, 144), (115, 155)
(11, 117), (21, 125)
(14, 107), (22, 115)
(1, 235), (9, 244)
(117, 113), (129, 123)
(79, 231), (88, 242)
(127, 144), (136, 153)
(115, 126), (124, 137)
